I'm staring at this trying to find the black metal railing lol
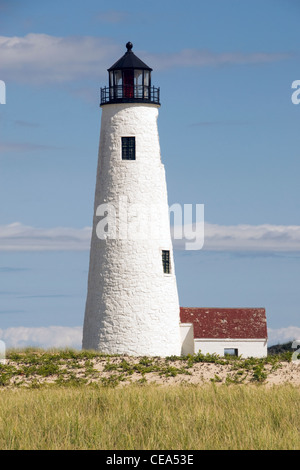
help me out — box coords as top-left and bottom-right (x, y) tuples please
(100, 85), (160, 106)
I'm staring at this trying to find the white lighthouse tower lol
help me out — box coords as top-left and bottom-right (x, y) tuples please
(82, 42), (181, 356)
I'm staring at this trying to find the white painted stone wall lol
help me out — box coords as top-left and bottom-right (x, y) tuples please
(82, 103), (182, 356)
(180, 323), (194, 356)
(194, 338), (267, 358)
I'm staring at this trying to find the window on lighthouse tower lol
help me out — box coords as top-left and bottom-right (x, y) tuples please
(122, 137), (136, 160)
(162, 250), (171, 274)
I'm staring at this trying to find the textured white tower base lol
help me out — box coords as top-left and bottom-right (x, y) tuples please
(82, 103), (182, 357)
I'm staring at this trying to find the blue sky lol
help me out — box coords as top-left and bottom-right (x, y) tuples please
(0, 0), (300, 348)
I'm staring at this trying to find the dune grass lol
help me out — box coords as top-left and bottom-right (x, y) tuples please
(0, 348), (298, 450)
(0, 383), (299, 450)
(0, 346), (293, 388)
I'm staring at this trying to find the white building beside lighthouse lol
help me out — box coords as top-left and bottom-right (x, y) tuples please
(82, 42), (182, 356)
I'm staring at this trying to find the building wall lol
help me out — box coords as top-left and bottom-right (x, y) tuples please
(180, 323), (194, 356)
(194, 338), (267, 358)
(83, 103), (181, 357)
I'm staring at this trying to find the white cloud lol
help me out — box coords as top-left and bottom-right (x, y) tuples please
(0, 33), (291, 85)
(1, 222), (300, 253)
(174, 222), (300, 252)
(0, 33), (119, 84)
(0, 326), (82, 349)
(0, 222), (91, 251)
(0, 142), (59, 153)
(0, 324), (298, 350)
(267, 326), (300, 346)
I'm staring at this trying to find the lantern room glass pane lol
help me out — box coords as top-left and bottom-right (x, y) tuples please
(109, 72), (114, 99)
(144, 71), (150, 98)
(144, 71), (150, 86)
(134, 70), (143, 85)
(123, 70), (134, 98)
(114, 70), (122, 85)
(114, 70), (122, 98)
(134, 70), (143, 98)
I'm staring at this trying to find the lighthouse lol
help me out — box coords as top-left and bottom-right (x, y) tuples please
(82, 42), (182, 356)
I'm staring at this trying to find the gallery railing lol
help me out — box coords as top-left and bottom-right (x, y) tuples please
(100, 85), (160, 105)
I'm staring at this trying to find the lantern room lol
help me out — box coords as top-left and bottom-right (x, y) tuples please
(100, 42), (160, 106)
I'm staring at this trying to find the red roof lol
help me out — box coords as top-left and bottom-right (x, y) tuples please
(180, 308), (267, 339)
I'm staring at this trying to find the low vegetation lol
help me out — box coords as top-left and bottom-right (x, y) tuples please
(0, 348), (298, 450)
(0, 347), (294, 388)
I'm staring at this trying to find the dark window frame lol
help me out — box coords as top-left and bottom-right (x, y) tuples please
(162, 250), (171, 274)
(224, 348), (238, 357)
(122, 136), (136, 160)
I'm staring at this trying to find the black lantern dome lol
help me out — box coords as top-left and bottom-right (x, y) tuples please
(100, 42), (160, 106)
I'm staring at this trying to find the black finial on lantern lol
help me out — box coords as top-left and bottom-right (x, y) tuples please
(126, 42), (133, 52)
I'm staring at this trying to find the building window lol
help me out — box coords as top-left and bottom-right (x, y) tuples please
(162, 250), (171, 274)
(122, 137), (135, 160)
(224, 348), (238, 357)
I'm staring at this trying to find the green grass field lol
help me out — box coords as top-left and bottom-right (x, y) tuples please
(0, 348), (299, 450)
(0, 383), (299, 450)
